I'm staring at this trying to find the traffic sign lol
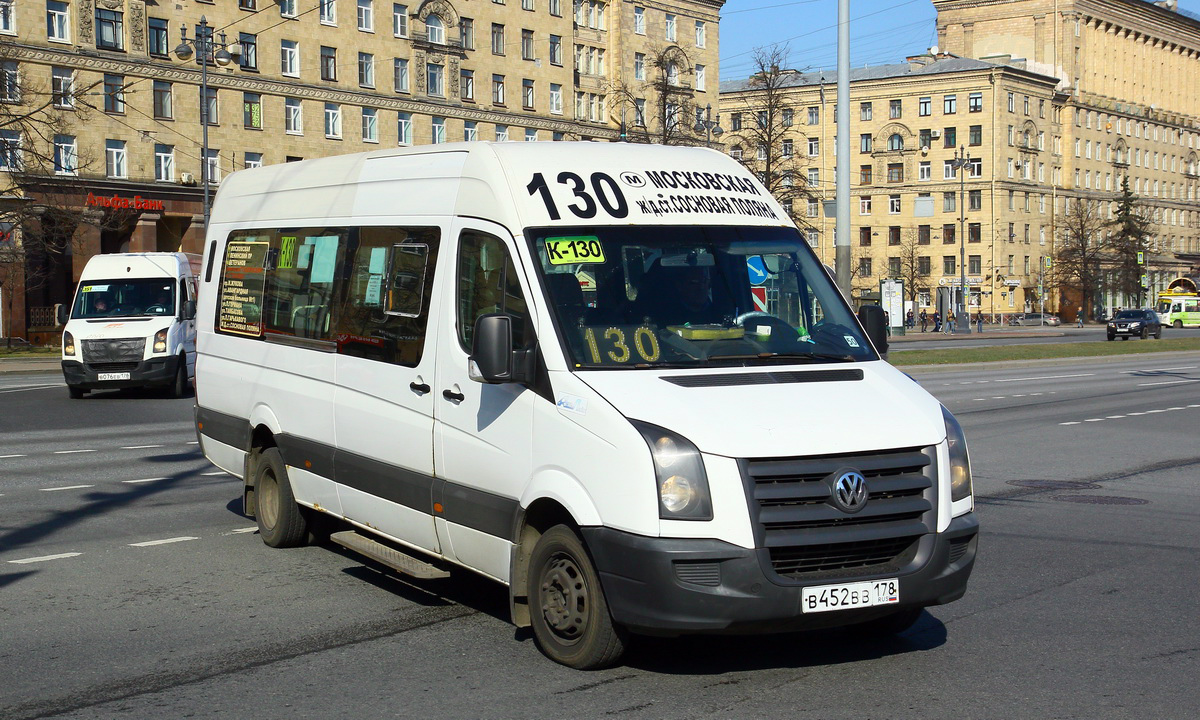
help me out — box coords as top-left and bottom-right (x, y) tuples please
(746, 257), (768, 285)
(750, 286), (768, 312)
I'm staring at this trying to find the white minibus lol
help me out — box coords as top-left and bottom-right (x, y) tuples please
(196, 143), (977, 669)
(61, 252), (200, 398)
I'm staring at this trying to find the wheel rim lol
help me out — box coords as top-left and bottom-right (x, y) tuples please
(258, 468), (279, 530)
(539, 552), (590, 644)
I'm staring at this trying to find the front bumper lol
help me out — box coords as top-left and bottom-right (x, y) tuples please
(1108, 325), (1145, 336)
(62, 356), (180, 390)
(583, 512), (978, 636)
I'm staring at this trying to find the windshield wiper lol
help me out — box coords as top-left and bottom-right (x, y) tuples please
(705, 351), (855, 364)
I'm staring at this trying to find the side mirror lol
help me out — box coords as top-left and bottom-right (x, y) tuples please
(471, 314), (515, 383)
(857, 305), (889, 356)
(182, 300), (197, 321)
(56, 303), (69, 325)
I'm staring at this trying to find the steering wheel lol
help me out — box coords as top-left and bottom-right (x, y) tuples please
(735, 311), (799, 340)
(145, 304), (168, 315)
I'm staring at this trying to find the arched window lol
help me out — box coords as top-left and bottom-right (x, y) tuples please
(887, 133), (903, 151)
(426, 16), (445, 44)
(666, 62), (680, 86)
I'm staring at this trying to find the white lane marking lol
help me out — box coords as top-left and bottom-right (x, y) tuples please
(1106, 415), (1126, 419)
(1146, 409), (1167, 413)
(129, 536), (199, 547)
(1168, 407), (1186, 411)
(123, 477), (167, 484)
(201, 471), (226, 476)
(40, 484), (94, 492)
(120, 445), (164, 450)
(1190, 405), (1200, 408)
(186, 441), (199, 445)
(1012, 394), (1026, 397)
(1059, 421), (1082, 425)
(8, 552), (82, 564)
(993, 373), (1094, 383)
(229, 527), (259, 534)
(0, 384), (62, 394)
(0, 454), (26, 459)
(1121, 366), (1197, 373)
(1127, 412), (1147, 416)
(1137, 379), (1199, 387)
(53, 449), (96, 455)
(1084, 418), (1104, 422)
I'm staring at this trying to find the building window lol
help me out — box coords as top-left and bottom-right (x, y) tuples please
(859, 257), (872, 277)
(0, 62), (17, 103)
(943, 95), (956, 114)
(281, 40), (299, 77)
(887, 163), (903, 183)
(53, 134), (77, 175)
(362, 107), (378, 142)
(919, 161), (930, 181)
(358, 0), (374, 31)
(918, 96), (930, 117)
(550, 35), (562, 65)
(397, 112), (412, 144)
(524, 128), (537, 141)
(807, 168), (819, 187)
(491, 23), (504, 54)
(860, 165), (872, 185)
(634, 98), (645, 126)
(808, 107), (819, 125)
(860, 102), (872, 121)
(243, 92), (262, 129)
(942, 224), (955, 244)
(1007, 92), (1015, 112)
(860, 134), (872, 153)
(464, 121), (478, 141)
(358, 52), (374, 87)
(393, 4), (408, 36)
(944, 127), (956, 148)
(427, 62), (444, 96)
(47, 1), (70, 42)
(859, 227), (872, 245)
(695, 64), (705, 92)
(426, 15), (445, 44)
(969, 190), (982, 210)
(0, 0), (14, 33)
(968, 158), (982, 177)
(969, 223), (981, 243)
(634, 6), (645, 34)
(460, 18), (474, 49)
(781, 108), (792, 127)
(154, 144), (174, 181)
(285, 97), (302, 133)
(460, 69), (474, 100)
(96, 8), (124, 50)
(204, 149), (220, 184)
(859, 197), (872, 214)
(808, 138), (819, 157)
(280, 0), (297, 16)
(968, 92), (982, 112)
(203, 86), (218, 125)
(549, 83), (563, 114)
(522, 29), (534, 60)
(324, 103), (342, 138)
(321, 46), (337, 81)
(665, 13), (676, 41)
(320, 0), (337, 24)
(522, 78), (534, 109)
(103, 74), (125, 113)
(239, 0), (259, 9)
(394, 58), (409, 92)
(890, 99), (902, 119)
(781, 139), (793, 158)
(918, 257), (931, 276)
(52, 67), (74, 108)
(943, 256), (956, 275)
(431, 116), (445, 143)
(492, 74), (505, 104)
(495, 125), (509, 142)
(889, 195), (901, 213)
(969, 125), (982, 146)
(148, 18), (169, 57)
(105, 139), (127, 178)
(239, 33), (258, 70)
(944, 192), (956, 212)
(244, 152), (262, 169)
(887, 134), (903, 151)
(968, 255), (981, 274)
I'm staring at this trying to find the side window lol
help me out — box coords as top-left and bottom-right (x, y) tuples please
(334, 226), (439, 366)
(457, 230), (528, 352)
(262, 228), (346, 340)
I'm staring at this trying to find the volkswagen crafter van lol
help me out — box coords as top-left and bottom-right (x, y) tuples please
(195, 142), (978, 669)
(61, 252), (200, 398)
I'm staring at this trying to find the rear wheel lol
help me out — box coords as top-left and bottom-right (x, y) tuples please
(253, 447), (308, 548)
(528, 525), (626, 670)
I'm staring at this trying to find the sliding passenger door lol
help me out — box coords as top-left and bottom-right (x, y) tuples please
(333, 225), (444, 553)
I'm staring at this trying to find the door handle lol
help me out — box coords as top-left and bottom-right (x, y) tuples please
(409, 381), (430, 394)
(442, 389), (465, 402)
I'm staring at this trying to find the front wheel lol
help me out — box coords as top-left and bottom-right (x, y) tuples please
(68, 385), (87, 399)
(1107, 334), (1115, 342)
(253, 447), (309, 548)
(1155, 327), (1162, 339)
(168, 361), (190, 398)
(1174, 320), (1183, 329)
(528, 525), (626, 670)
(1140, 327), (1148, 340)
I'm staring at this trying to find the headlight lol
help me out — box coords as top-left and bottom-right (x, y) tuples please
(63, 331), (75, 356)
(631, 420), (712, 520)
(1129, 321), (1141, 328)
(153, 328), (169, 353)
(942, 406), (973, 503)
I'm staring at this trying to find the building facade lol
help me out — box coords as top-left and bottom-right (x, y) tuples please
(0, 0), (723, 341)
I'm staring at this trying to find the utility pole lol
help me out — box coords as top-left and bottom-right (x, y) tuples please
(834, 0), (851, 301)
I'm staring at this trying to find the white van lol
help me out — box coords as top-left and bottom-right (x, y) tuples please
(61, 252), (200, 398)
(196, 143), (977, 669)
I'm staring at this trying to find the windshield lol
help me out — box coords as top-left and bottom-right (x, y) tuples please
(527, 225), (876, 368)
(1113, 311), (1145, 320)
(72, 279), (176, 319)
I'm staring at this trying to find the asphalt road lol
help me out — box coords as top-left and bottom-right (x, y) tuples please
(891, 324), (1200, 350)
(1, 354), (1198, 719)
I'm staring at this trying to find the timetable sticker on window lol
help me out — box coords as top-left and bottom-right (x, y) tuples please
(218, 241), (269, 337)
(545, 236), (605, 265)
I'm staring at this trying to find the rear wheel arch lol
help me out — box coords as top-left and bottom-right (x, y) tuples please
(242, 425), (279, 518)
(509, 498), (579, 629)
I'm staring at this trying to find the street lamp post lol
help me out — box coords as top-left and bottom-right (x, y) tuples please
(950, 147), (972, 333)
(693, 103), (723, 148)
(175, 16), (235, 228)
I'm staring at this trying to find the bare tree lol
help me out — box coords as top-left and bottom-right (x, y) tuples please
(1052, 197), (1108, 321)
(608, 44), (699, 146)
(894, 228), (931, 310)
(719, 45), (816, 227)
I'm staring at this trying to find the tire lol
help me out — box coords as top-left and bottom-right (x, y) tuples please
(1174, 320), (1183, 329)
(1107, 335), (1115, 342)
(528, 525), (627, 670)
(1155, 327), (1162, 339)
(1122, 336), (1129, 341)
(253, 447), (309, 548)
(846, 607), (924, 637)
(68, 386), (87, 399)
(1140, 327), (1148, 340)
(168, 358), (191, 398)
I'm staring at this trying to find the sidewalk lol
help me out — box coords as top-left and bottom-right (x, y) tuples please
(889, 323), (1073, 342)
(0, 357), (61, 374)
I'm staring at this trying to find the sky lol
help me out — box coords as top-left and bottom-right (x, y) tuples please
(717, 0), (1200, 81)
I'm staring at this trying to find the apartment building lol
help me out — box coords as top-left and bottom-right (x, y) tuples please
(721, 55), (1065, 318)
(934, 0), (1200, 313)
(0, 0), (722, 340)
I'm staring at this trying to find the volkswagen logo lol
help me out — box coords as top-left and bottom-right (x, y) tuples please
(832, 471), (869, 513)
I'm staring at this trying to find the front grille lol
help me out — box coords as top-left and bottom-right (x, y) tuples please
(82, 338), (145, 363)
(741, 446), (935, 581)
(88, 362), (139, 373)
(664, 369), (864, 388)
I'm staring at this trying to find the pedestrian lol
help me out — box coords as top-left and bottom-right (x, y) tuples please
(976, 312), (983, 333)
(932, 311), (941, 333)
(884, 310), (891, 336)
(919, 310), (928, 333)
(906, 310), (914, 329)
(1076, 307), (1084, 328)
(945, 313), (954, 334)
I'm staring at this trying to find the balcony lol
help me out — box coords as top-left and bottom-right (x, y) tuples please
(410, 32), (466, 56)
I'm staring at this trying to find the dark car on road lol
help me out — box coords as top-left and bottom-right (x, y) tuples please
(1106, 309), (1162, 340)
